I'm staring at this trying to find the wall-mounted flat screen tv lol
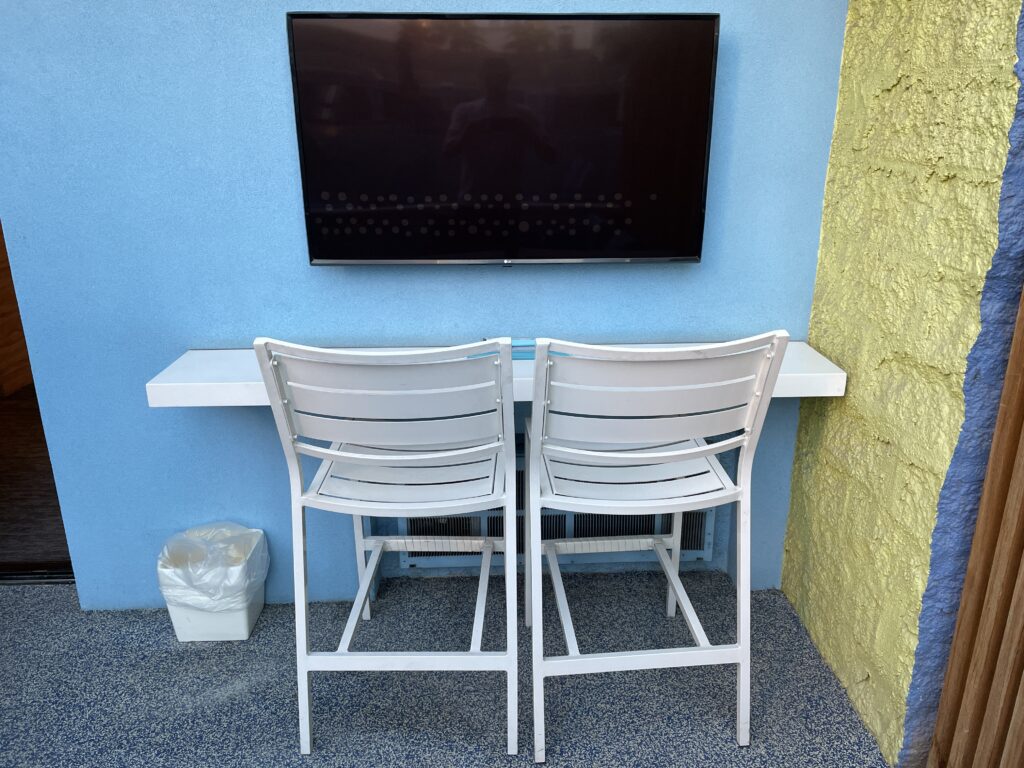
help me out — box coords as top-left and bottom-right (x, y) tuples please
(287, 13), (719, 264)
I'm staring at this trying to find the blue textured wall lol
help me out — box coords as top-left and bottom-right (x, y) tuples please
(0, 1), (847, 609)
(898, 4), (1024, 764)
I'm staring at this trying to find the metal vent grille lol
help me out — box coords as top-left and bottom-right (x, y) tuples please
(487, 511), (567, 554)
(675, 510), (708, 550)
(574, 513), (658, 538)
(401, 469), (714, 566)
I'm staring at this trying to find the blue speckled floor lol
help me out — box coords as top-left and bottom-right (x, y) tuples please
(0, 571), (885, 767)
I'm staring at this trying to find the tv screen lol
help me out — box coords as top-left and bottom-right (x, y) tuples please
(287, 14), (719, 264)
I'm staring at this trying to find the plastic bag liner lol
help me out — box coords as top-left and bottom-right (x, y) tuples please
(157, 522), (269, 612)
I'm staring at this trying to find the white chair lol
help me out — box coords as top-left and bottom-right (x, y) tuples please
(255, 338), (518, 756)
(524, 332), (788, 762)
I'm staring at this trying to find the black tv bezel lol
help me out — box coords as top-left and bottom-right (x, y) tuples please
(286, 12), (720, 266)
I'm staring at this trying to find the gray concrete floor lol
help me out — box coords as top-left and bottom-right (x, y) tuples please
(0, 571), (885, 767)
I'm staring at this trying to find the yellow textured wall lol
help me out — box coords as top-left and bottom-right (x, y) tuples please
(783, 1), (1020, 763)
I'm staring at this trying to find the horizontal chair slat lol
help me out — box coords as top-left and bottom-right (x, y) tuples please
(541, 434), (746, 465)
(302, 493), (506, 517)
(327, 456), (497, 484)
(544, 333), (779, 361)
(544, 406), (748, 445)
(320, 473), (497, 503)
(549, 346), (768, 388)
(549, 469), (724, 500)
(292, 410), (501, 446)
(535, 492), (740, 515)
(286, 380), (499, 420)
(278, 353), (499, 391)
(262, 337), (502, 365)
(548, 376), (756, 417)
(547, 456), (714, 483)
(294, 440), (502, 466)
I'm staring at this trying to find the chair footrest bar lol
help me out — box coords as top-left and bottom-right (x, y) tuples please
(306, 651), (511, 672)
(470, 543), (493, 652)
(545, 545), (580, 656)
(337, 540), (384, 652)
(362, 535), (506, 553)
(540, 644), (740, 677)
(652, 541), (711, 647)
(544, 534), (673, 555)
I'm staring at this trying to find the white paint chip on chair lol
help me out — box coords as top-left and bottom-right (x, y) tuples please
(255, 337), (518, 756)
(524, 332), (789, 763)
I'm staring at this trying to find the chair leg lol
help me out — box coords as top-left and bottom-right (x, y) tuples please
(530, 495), (546, 762)
(293, 502), (313, 754)
(524, 433), (533, 628)
(504, 496), (519, 754)
(297, 667), (312, 754)
(352, 515), (371, 621)
(666, 511), (683, 617)
(524, 504), (533, 629)
(736, 493), (751, 746)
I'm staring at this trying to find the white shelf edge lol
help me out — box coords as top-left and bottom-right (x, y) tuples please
(146, 342), (846, 408)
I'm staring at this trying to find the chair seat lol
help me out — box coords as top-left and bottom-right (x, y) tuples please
(305, 447), (506, 515)
(539, 439), (737, 510)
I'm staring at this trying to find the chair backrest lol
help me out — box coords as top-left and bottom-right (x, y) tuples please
(531, 332), (789, 480)
(254, 338), (515, 493)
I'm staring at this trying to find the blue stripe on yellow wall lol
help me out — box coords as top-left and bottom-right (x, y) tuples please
(899, 4), (1024, 764)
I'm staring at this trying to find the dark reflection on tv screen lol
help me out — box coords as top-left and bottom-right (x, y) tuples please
(288, 15), (718, 263)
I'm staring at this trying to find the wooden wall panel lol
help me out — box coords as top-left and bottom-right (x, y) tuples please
(0, 221), (32, 395)
(929, 296), (1024, 767)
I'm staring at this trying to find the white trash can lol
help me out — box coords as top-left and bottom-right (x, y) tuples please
(157, 521), (269, 642)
